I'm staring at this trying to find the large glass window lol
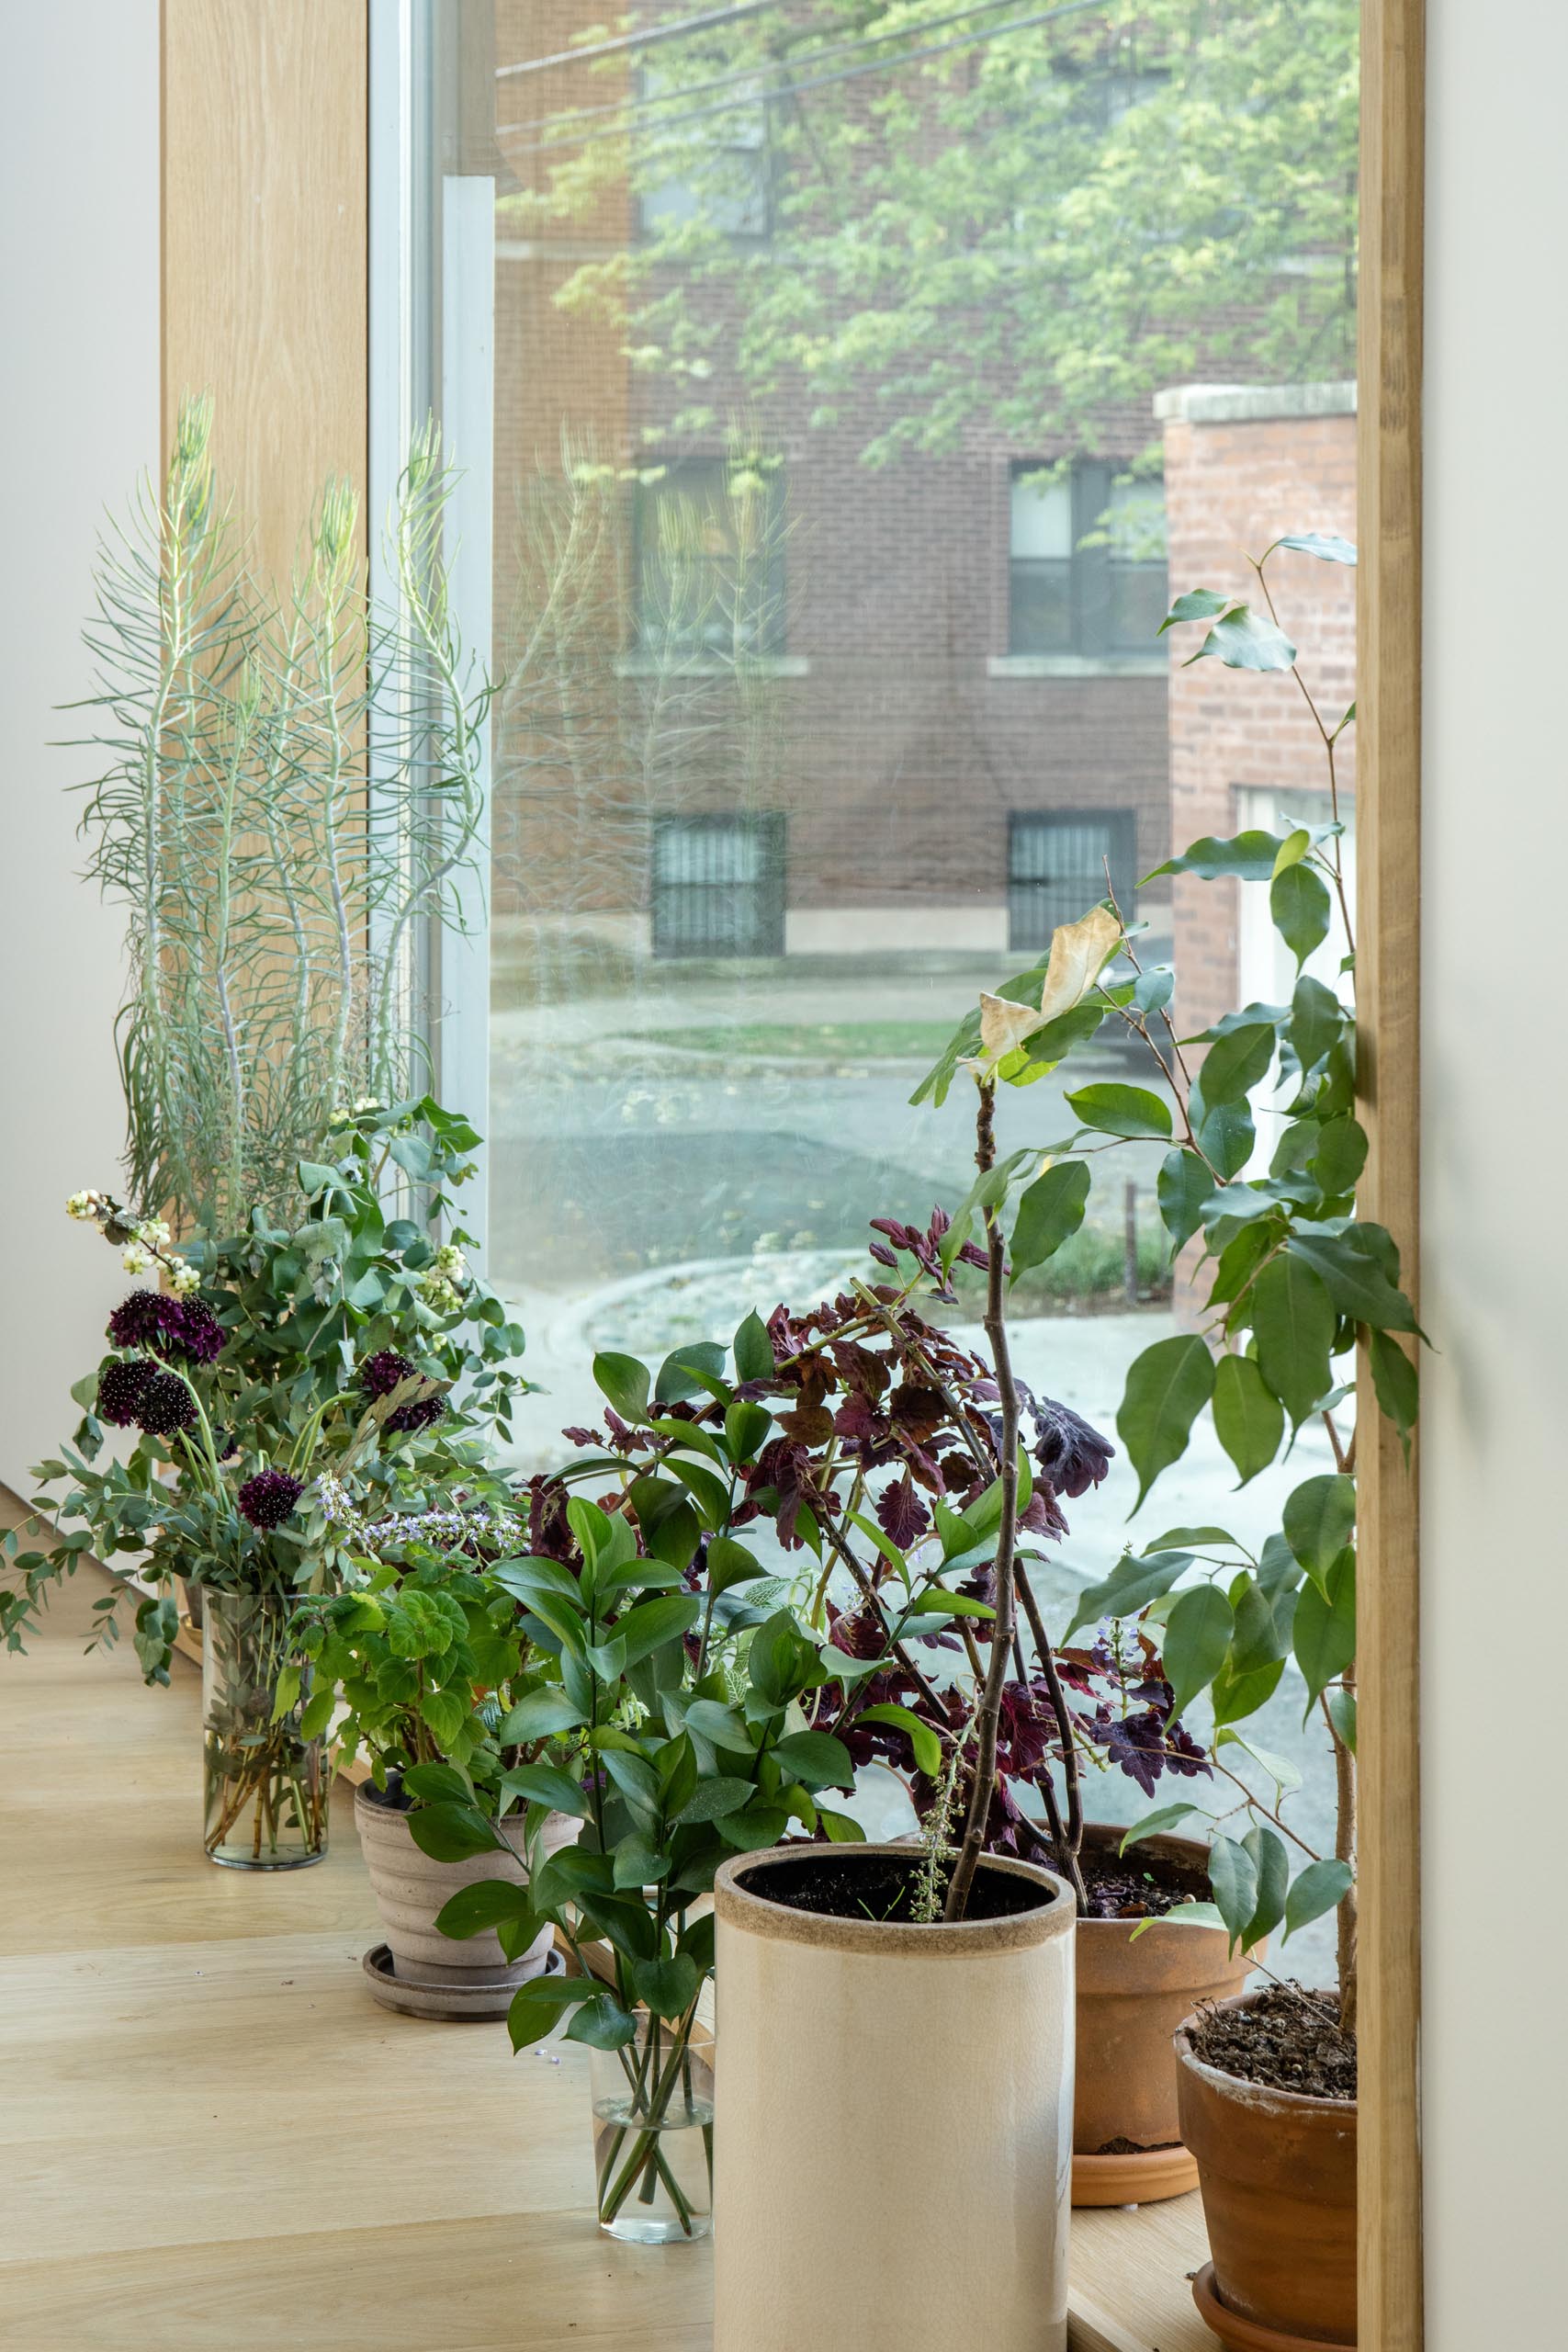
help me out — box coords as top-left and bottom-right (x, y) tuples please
(393, 0), (1362, 1965)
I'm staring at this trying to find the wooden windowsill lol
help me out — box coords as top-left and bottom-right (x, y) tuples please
(5, 1510), (1209, 2349)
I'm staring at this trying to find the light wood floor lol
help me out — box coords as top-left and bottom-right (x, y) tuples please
(0, 1546), (1211, 2352)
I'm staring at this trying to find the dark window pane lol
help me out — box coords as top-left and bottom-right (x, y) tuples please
(1008, 811), (1136, 951)
(651, 815), (785, 958)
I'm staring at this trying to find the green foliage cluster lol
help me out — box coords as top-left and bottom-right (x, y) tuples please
(1, 1101), (528, 1679)
(78, 396), (489, 1231)
(508, 0), (1358, 468)
(911, 535), (1418, 2026)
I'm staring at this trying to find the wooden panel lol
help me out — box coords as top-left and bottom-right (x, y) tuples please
(0, 1536), (1207, 2351)
(162, 0), (368, 581)
(1357, 3), (1426, 2347)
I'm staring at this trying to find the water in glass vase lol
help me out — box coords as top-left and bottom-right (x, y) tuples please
(200, 1589), (328, 1869)
(590, 2016), (715, 2244)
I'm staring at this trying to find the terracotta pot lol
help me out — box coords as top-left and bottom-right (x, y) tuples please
(712, 1843), (1074, 2352)
(1073, 1822), (1256, 2206)
(354, 1781), (557, 1998)
(1175, 1992), (1357, 2349)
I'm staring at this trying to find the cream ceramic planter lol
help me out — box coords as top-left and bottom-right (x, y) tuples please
(355, 1781), (558, 1997)
(713, 1843), (1075, 2352)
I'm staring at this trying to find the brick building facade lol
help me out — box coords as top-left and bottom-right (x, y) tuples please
(1156, 384), (1359, 1033)
(486, 0), (1174, 979)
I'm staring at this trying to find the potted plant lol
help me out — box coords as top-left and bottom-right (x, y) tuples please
(920, 536), (1413, 2346)
(294, 1497), (576, 2015)
(407, 1379), (874, 2246)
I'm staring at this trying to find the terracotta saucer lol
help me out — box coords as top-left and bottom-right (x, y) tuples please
(1072, 2144), (1199, 2206)
(1190, 2262), (1356, 2352)
(362, 1939), (563, 2021)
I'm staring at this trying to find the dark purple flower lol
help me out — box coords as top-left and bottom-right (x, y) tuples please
(107, 1290), (178, 1351)
(360, 1348), (446, 1433)
(107, 1288), (224, 1366)
(170, 1297), (224, 1364)
(136, 1370), (197, 1437)
(237, 1468), (305, 1530)
(1026, 1392), (1115, 1499)
(96, 1358), (153, 1427)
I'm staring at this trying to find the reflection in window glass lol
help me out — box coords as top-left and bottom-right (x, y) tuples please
(422, 1), (1362, 1972)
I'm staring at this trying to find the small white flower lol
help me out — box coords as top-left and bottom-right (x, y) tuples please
(66, 1191), (96, 1221)
(168, 1261), (201, 1295)
(136, 1216), (172, 1247)
(433, 1243), (467, 1278)
(121, 1243), (152, 1274)
(352, 1096), (383, 1115)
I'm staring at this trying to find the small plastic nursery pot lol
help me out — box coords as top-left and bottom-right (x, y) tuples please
(712, 1842), (1075, 2352)
(355, 1780), (555, 2008)
(1175, 1992), (1357, 2351)
(1072, 1823), (1256, 2207)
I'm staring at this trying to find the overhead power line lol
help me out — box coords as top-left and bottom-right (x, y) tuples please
(502, 0), (1069, 145)
(496, 0), (1110, 159)
(494, 3), (788, 82)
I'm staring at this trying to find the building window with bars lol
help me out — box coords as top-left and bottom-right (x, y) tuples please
(1008, 810), (1136, 952)
(1009, 462), (1168, 658)
(650, 812), (786, 959)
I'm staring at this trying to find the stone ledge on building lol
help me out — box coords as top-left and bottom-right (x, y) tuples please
(987, 653), (1168, 681)
(1154, 380), (1358, 427)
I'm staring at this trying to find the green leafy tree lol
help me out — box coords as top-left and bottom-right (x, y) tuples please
(510, 0), (1358, 465)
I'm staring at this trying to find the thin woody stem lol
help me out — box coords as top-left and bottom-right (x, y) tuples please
(943, 1081), (1019, 1922)
(1013, 1558), (1088, 1907)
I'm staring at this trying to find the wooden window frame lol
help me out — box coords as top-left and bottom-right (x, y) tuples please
(160, 2), (1427, 2342)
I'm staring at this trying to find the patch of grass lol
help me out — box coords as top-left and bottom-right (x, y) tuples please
(947, 1217), (1172, 1317)
(627, 1019), (960, 1062)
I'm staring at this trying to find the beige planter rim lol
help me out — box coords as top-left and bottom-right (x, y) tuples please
(1174, 1996), (1359, 2122)
(713, 1841), (1072, 1958)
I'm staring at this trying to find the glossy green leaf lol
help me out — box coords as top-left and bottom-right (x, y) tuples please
(1156, 1148), (1216, 1250)
(1213, 1353), (1285, 1485)
(732, 1310), (775, 1385)
(1190, 605), (1296, 671)
(1117, 1333), (1215, 1507)
(1066, 1082), (1173, 1140)
(1193, 1093), (1256, 1179)
(434, 1881), (539, 1941)
(653, 1340), (728, 1405)
(1311, 1114), (1367, 1196)
(1157, 829), (1287, 882)
(1120, 1801), (1209, 1851)
(592, 1351), (650, 1424)
(1370, 1330), (1419, 1441)
(563, 1997), (640, 2052)
(1010, 1159), (1091, 1274)
(1200, 1023), (1277, 1106)
(1063, 1547), (1191, 1640)
(499, 1762), (591, 1819)
(406, 1803), (504, 1864)
(1273, 532), (1357, 566)
(1283, 1474), (1357, 1584)
(673, 1776), (755, 1826)
(1207, 1835), (1259, 1951)
(496, 1688), (586, 1744)
(770, 1730), (855, 1792)
(1283, 1858), (1354, 1940)
(1161, 1581), (1235, 1718)
(1242, 1822), (1290, 1945)
(855, 1702), (942, 1779)
(1285, 1233), (1418, 1334)
(1252, 1255), (1337, 1426)
(1158, 586), (1231, 632)
(1293, 1549), (1357, 1715)
(1270, 860), (1332, 967)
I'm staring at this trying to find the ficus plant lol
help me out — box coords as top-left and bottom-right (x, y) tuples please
(910, 535), (1421, 2030)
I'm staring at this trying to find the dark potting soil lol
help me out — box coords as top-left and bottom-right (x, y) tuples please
(357, 1772), (412, 1814)
(736, 1851), (1057, 1924)
(1188, 1984), (1358, 2102)
(1078, 1845), (1209, 1920)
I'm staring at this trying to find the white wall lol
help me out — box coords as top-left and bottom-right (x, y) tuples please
(0, 4), (160, 1489)
(1422, 6), (1568, 2338)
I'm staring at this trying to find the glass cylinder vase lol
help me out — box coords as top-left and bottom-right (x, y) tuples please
(590, 2009), (715, 2244)
(200, 1589), (328, 1870)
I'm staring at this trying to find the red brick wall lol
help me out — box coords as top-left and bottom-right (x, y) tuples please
(1159, 391), (1358, 1036)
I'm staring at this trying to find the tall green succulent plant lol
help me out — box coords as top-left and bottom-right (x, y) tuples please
(74, 394), (488, 1232)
